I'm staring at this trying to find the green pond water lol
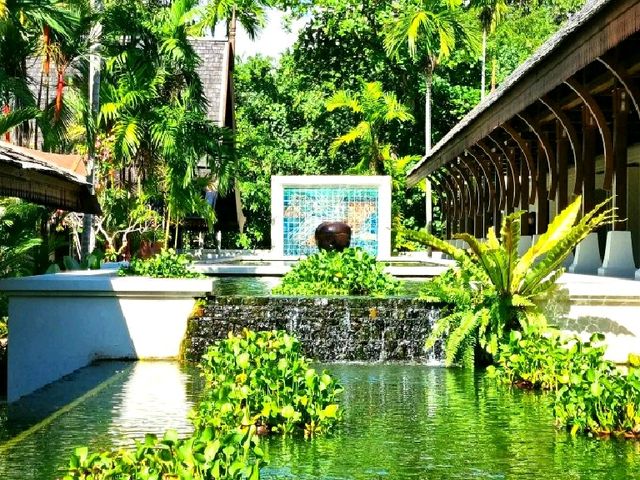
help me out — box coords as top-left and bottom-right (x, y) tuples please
(1, 361), (640, 479)
(210, 276), (427, 297)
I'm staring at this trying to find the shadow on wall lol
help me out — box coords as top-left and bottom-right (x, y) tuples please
(539, 284), (639, 362)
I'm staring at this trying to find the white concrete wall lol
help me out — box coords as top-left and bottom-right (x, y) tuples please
(0, 271), (211, 402)
(554, 273), (640, 363)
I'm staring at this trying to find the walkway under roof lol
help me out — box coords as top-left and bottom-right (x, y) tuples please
(0, 142), (101, 214)
(407, 0), (640, 245)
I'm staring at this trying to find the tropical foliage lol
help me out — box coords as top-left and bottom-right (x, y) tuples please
(273, 247), (400, 297)
(193, 329), (342, 437)
(326, 81), (415, 175)
(383, 0), (479, 152)
(119, 249), (202, 278)
(410, 196), (614, 366)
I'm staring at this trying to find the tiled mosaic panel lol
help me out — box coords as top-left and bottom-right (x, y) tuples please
(282, 186), (379, 256)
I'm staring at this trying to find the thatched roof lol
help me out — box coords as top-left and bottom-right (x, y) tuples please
(407, 0), (621, 185)
(0, 142), (100, 214)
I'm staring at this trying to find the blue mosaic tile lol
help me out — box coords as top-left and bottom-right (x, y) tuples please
(282, 186), (379, 256)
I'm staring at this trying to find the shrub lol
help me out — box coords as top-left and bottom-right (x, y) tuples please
(60, 427), (264, 480)
(0, 317), (6, 339)
(119, 248), (202, 278)
(193, 329), (343, 437)
(489, 330), (640, 437)
(272, 247), (399, 296)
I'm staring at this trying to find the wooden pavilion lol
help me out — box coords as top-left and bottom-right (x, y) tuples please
(408, 0), (640, 267)
(0, 141), (100, 214)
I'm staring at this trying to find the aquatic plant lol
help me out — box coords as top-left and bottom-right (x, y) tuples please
(488, 329), (608, 391)
(409, 196), (613, 366)
(193, 329), (343, 437)
(61, 427), (264, 480)
(272, 247), (399, 296)
(119, 248), (202, 278)
(489, 330), (640, 437)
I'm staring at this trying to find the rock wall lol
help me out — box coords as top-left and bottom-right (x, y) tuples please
(183, 296), (444, 363)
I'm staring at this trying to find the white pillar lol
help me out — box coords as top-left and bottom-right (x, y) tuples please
(518, 235), (533, 258)
(598, 231), (636, 279)
(569, 233), (601, 275)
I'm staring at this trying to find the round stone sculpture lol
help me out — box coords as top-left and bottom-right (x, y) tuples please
(315, 222), (352, 252)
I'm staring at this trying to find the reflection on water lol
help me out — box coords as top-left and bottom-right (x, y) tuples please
(0, 362), (639, 480)
(0, 361), (199, 480)
(261, 364), (640, 480)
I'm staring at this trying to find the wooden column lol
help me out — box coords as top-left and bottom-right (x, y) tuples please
(520, 155), (530, 235)
(613, 87), (628, 230)
(582, 106), (597, 215)
(537, 140), (549, 233)
(556, 120), (569, 213)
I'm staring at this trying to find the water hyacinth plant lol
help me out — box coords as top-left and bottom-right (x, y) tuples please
(272, 247), (399, 296)
(61, 428), (264, 480)
(489, 329), (640, 437)
(193, 329), (343, 437)
(60, 329), (343, 478)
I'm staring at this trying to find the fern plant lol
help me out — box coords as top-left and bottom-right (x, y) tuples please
(411, 196), (614, 366)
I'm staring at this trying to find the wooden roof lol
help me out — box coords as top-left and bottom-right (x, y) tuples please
(407, 0), (640, 186)
(190, 38), (234, 128)
(0, 142), (100, 214)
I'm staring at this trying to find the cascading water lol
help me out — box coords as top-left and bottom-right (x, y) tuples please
(184, 296), (444, 363)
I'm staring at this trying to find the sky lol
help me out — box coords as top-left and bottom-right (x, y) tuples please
(225, 9), (307, 59)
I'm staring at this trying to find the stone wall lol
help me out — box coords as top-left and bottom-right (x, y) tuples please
(183, 296), (444, 363)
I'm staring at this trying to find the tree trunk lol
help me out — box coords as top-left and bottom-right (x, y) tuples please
(424, 69), (433, 155)
(81, 0), (102, 260)
(481, 28), (487, 100)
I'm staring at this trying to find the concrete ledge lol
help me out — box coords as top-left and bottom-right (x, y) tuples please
(551, 273), (640, 363)
(0, 271), (212, 402)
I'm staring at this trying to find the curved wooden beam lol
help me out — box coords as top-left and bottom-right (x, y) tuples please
(517, 113), (557, 200)
(449, 162), (473, 224)
(429, 174), (451, 219)
(477, 139), (507, 210)
(438, 169), (460, 221)
(501, 122), (537, 204)
(565, 76), (614, 190)
(539, 95), (583, 196)
(487, 135), (519, 213)
(458, 155), (483, 215)
(597, 54), (640, 121)
(466, 148), (496, 214)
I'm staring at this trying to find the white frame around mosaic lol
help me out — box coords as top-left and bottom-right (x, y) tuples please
(270, 175), (392, 259)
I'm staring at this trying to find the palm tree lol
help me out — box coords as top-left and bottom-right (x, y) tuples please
(98, 0), (236, 248)
(326, 81), (414, 175)
(471, 0), (507, 99)
(384, 0), (478, 154)
(189, 0), (270, 46)
(0, 0), (79, 145)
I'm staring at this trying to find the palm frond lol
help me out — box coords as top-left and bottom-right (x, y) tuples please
(0, 107), (40, 135)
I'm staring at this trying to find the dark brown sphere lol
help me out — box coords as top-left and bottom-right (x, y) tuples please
(315, 222), (352, 252)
